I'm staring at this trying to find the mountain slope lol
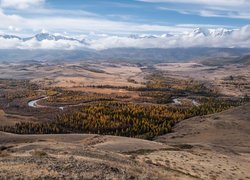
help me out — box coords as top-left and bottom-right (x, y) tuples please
(156, 103), (250, 153)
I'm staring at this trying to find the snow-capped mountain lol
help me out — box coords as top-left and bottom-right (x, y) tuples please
(0, 33), (87, 44)
(22, 33), (87, 44)
(160, 33), (173, 38)
(188, 28), (234, 38)
(0, 26), (249, 50)
(0, 34), (22, 40)
(210, 28), (233, 37)
(129, 34), (158, 39)
(0, 27), (237, 42)
(189, 27), (211, 37)
(128, 33), (173, 39)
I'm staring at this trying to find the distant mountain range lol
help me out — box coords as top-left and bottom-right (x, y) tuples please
(0, 26), (250, 64)
(129, 28), (234, 39)
(0, 33), (87, 44)
(0, 26), (249, 50)
(0, 28), (236, 41)
(0, 48), (249, 65)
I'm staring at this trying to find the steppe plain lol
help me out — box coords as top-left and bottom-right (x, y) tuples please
(0, 60), (250, 179)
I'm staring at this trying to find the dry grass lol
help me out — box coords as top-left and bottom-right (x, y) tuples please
(155, 63), (250, 97)
(32, 151), (48, 157)
(0, 110), (37, 126)
(0, 151), (10, 157)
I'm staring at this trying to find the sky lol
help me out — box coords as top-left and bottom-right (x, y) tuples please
(0, 0), (250, 36)
(0, 0), (250, 50)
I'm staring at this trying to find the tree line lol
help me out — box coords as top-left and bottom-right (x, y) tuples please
(1, 97), (248, 139)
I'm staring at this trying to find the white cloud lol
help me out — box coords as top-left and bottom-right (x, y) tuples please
(138, 0), (250, 7)
(0, 0), (45, 9)
(0, 9), (192, 35)
(0, 37), (87, 50)
(159, 6), (250, 19)
(176, 24), (235, 28)
(8, 25), (20, 32)
(143, 0), (250, 19)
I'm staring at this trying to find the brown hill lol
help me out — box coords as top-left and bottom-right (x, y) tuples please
(0, 103), (250, 179)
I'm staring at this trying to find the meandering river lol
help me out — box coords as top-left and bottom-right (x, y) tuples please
(173, 98), (200, 106)
(28, 96), (88, 110)
(28, 97), (48, 108)
(29, 97), (200, 110)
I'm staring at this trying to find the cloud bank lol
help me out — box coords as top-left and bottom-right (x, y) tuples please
(0, 0), (45, 9)
(0, 26), (250, 50)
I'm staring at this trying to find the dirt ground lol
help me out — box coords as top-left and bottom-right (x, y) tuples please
(0, 62), (145, 88)
(0, 109), (38, 126)
(155, 63), (250, 97)
(155, 103), (250, 179)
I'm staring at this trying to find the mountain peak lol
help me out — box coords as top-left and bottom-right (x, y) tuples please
(35, 33), (56, 41)
(191, 27), (210, 37)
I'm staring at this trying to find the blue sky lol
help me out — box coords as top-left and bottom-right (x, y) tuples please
(46, 0), (250, 26)
(0, 0), (250, 35)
